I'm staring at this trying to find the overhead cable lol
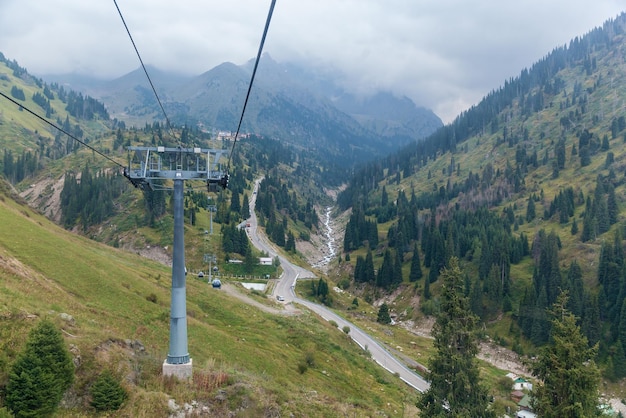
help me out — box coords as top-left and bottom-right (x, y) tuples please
(113, 0), (179, 144)
(225, 0), (277, 173)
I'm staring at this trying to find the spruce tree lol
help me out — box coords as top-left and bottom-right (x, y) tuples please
(90, 370), (127, 412)
(423, 273), (431, 299)
(526, 196), (536, 222)
(607, 184), (619, 225)
(531, 292), (601, 418)
(619, 299), (626, 353)
(6, 320), (75, 417)
(582, 292), (601, 346)
(570, 217), (578, 235)
(354, 256), (365, 283)
(376, 249), (394, 289)
(393, 249), (403, 285)
(241, 193), (250, 219)
(409, 244), (423, 282)
(377, 303), (391, 324)
(285, 231), (296, 253)
(364, 249), (375, 284)
(611, 342), (626, 380)
(469, 275), (484, 319)
(418, 258), (494, 417)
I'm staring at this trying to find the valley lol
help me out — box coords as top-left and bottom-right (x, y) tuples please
(3, 8), (626, 417)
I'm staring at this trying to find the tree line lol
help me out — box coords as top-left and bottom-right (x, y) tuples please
(60, 164), (128, 230)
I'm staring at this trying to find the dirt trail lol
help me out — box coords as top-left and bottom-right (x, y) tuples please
(220, 282), (299, 315)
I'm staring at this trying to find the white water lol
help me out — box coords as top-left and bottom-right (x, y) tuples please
(313, 206), (336, 268)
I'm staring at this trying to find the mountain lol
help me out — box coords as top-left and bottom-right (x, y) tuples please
(45, 55), (442, 165)
(337, 12), (626, 378)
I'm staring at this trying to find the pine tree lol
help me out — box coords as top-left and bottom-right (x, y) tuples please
(531, 292), (601, 418)
(607, 184), (619, 225)
(354, 255), (365, 283)
(423, 273), (431, 299)
(241, 193), (250, 219)
(229, 190), (241, 214)
(418, 258), (495, 417)
(565, 261), (584, 318)
(377, 303), (391, 324)
(244, 247), (256, 273)
(484, 264), (502, 319)
(90, 370), (127, 412)
(619, 299), (626, 353)
(6, 320), (75, 417)
(582, 292), (601, 346)
(409, 244), (423, 282)
(316, 278), (329, 305)
(469, 275), (483, 319)
(376, 249), (394, 289)
(612, 342), (626, 380)
(526, 196), (536, 222)
(285, 231), (296, 253)
(364, 249), (375, 283)
(393, 249), (403, 285)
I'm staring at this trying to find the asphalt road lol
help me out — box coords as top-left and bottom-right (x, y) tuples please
(245, 177), (429, 392)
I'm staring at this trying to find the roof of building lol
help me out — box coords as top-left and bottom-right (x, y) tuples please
(518, 394), (533, 409)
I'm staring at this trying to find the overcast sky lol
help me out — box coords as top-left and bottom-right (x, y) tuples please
(1, 1), (624, 123)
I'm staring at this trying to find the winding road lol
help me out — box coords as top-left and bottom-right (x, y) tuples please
(242, 178), (429, 392)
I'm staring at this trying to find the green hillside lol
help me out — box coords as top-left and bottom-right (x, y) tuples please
(336, 13), (626, 380)
(0, 179), (421, 416)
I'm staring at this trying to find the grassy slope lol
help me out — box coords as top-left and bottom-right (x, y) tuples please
(0, 180), (421, 416)
(0, 61), (110, 149)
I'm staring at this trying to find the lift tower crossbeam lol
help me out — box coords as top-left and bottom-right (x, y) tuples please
(124, 146), (227, 380)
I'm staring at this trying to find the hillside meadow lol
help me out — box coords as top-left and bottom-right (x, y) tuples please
(0, 182), (420, 417)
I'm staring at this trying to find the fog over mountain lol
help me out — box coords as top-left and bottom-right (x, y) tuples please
(46, 55), (442, 163)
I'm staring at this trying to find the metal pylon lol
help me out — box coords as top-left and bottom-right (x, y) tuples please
(123, 146), (228, 379)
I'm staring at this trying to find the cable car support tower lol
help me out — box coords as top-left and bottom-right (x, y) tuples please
(124, 146), (227, 379)
(115, 0), (276, 381)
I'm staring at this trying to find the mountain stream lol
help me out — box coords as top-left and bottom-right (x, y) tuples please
(312, 206), (336, 268)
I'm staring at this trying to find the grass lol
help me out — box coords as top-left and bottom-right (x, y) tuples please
(0, 187), (421, 416)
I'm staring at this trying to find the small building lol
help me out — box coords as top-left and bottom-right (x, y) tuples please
(259, 257), (273, 266)
(513, 377), (533, 391)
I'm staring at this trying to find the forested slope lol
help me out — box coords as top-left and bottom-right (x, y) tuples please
(338, 12), (626, 378)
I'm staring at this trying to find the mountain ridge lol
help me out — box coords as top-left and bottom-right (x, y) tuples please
(43, 55), (443, 165)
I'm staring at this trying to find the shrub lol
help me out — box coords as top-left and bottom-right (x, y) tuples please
(304, 350), (316, 367)
(342, 326), (351, 334)
(337, 277), (351, 290)
(90, 370), (127, 412)
(297, 362), (308, 374)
